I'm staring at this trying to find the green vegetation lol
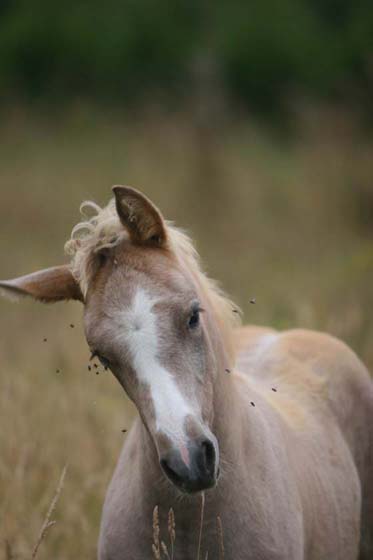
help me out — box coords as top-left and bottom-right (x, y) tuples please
(0, 1), (372, 113)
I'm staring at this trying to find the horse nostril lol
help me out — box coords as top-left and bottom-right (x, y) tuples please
(160, 458), (184, 487)
(160, 438), (218, 493)
(201, 439), (216, 475)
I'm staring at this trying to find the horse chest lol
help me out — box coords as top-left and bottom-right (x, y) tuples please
(99, 478), (304, 560)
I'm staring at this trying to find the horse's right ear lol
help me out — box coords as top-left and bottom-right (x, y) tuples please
(0, 265), (83, 303)
(112, 185), (167, 247)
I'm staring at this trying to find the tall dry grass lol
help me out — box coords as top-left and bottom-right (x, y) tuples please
(0, 103), (372, 558)
(151, 494), (223, 560)
(31, 465), (67, 559)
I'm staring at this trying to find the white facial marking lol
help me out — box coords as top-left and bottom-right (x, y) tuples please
(117, 288), (192, 442)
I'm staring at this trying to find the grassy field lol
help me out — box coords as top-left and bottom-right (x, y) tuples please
(1, 103), (373, 559)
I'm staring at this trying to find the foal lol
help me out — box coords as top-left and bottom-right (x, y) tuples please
(1, 186), (372, 560)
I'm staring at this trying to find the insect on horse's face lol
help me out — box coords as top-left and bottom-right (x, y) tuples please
(84, 246), (219, 494)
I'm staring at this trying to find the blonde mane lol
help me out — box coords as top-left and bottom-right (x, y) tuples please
(65, 198), (241, 357)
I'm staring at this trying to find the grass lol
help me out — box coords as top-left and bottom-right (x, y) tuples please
(31, 466), (67, 559)
(0, 102), (372, 558)
(151, 494), (223, 560)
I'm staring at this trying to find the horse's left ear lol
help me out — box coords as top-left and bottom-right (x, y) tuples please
(112, 185), (167, 247)
(0, 265), (83, 303)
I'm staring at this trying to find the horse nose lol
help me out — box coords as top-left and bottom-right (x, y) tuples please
(160, 438), (218, 493)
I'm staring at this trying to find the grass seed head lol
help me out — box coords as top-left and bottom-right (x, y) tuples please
(152, 505), (160, 557)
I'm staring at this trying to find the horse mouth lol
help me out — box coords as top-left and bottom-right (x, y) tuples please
(160, 456), (219, 494)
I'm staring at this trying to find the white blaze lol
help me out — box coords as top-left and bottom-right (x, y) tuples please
(117, 288), (192, 442)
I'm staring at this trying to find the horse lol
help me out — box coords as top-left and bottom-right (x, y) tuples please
(1, 186), (372, 560)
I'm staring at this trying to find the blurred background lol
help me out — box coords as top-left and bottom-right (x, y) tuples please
(1, 1), (373, 558)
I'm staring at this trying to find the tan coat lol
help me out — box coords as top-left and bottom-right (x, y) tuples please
(99, 326), (373, 560)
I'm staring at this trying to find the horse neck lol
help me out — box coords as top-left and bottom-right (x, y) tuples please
(210, 345), (247, 463)
(203, 301), (246, 455)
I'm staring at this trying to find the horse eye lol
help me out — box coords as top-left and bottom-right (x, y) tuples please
(188, 308), (200, 329)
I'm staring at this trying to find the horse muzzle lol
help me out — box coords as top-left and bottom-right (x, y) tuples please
(160, 435), (219, 493)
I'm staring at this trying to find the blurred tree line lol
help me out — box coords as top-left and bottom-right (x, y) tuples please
(0, 0), (372, 114)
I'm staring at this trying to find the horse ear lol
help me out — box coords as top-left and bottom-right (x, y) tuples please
(112, 185), (167, 246)
(0, 265), (83, 303)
